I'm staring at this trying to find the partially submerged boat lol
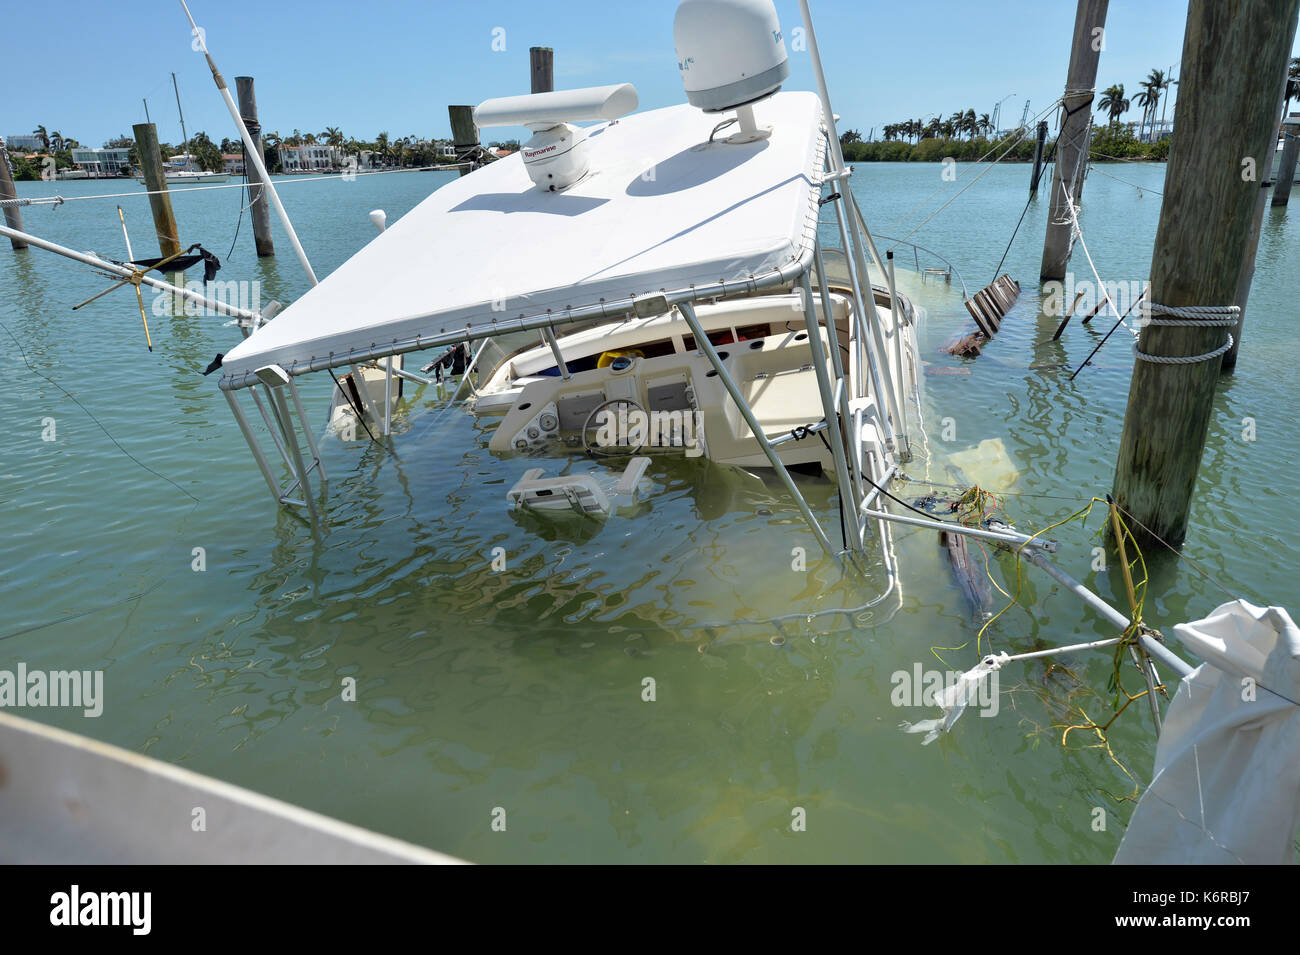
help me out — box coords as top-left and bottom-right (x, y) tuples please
(4, 0), (1297, 866)
(215, 2), (922, 573)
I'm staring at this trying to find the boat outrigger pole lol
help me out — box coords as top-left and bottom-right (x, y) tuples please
(177, 0), (318, 286)
(0, 222), (262, 326)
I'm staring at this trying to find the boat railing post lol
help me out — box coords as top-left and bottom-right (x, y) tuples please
(678, 301), (838, 560)
(800, 272), (861, 541)
(382, 358), (394, 437)
(828, 190), (900, 452)
(814, 242), (863, 399)
(540, 327), (572, 380)
(885, 251), (910, 458)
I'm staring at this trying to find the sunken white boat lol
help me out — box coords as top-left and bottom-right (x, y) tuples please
(216, 1), (922, 564)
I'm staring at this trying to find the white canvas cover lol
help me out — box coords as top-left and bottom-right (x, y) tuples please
(220, 92), (826, 383)
(1114, 600), (1300, 864)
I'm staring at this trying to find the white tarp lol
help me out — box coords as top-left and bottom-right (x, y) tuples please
(220, 92), (825, 383)
(1114, 600), (1300, 864)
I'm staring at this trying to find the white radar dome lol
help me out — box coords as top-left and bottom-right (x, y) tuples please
(673, 0), (790, 113)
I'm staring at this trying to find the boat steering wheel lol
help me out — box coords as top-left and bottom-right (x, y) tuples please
(581, 398), (647, 458)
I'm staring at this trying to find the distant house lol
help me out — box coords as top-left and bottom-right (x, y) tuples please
(489, 147), (516, 159)
(222, 153), (245, 175)
(69, 146), (131, 177)
(278, 144), (339, 171)
(437, 143), (456, 159)
(5, 135), (44, 152)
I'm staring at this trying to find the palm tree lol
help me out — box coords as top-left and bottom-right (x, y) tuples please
(32, 125), (49, 151)
(1099, 84), (1130, 126)
(1142, 69), (1167, 141)
(321, 126), (344, 148)
(1156, 73), (1176, 138)
(1134, 83), (1157, 143)
(49, 131), (65, 152)
(963, 108), (977, 139)
(977, 113), (993, 138)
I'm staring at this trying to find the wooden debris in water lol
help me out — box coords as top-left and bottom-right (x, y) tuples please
(945, 274), (1021, 356)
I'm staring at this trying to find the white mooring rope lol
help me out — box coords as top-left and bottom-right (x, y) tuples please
(1134, 303), (1239, 364)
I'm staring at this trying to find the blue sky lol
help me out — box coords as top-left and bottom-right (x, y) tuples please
(8, 1), (1299, 149)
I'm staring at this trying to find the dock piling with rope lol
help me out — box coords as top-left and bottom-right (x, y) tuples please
(0, 143), (28, 251)
(1112, 0), (1300, 549)
(1029, 120), (1048, 197)
(235, 76), (275, 257)
(131, 122), (183, 272)
(1040, 0), (1108, 281)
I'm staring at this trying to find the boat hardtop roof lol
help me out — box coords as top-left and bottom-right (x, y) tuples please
(219, 90), (826, 384)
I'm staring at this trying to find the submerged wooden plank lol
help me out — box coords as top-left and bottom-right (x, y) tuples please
(940, 529), (993, 622)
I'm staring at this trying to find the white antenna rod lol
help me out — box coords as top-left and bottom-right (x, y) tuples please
(178, 0), (318, 286)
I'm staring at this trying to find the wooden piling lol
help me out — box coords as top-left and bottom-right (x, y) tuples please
(1029, 120), (1048, 197)
(449, 105), (479, 178)
(530, 46), (554, 95)
(1224, 72), (1294, 370)
(131, 123), (183, 260)
(1040, 0), (1108, 281)
(1112, 0), (1300, 549)
(0, 142), (28, 250)
(235, 76), (275, 257)
(1272, 128), (1300, 205)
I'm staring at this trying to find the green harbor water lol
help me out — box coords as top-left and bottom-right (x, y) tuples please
(2, 161), (1296, 863)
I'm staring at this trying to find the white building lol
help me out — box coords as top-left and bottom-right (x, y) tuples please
(69, 147), (131, 176)
(278, 144), (339, 171)
(222, 153), (245, 174)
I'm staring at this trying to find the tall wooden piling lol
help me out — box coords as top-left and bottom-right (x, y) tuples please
(449, 105), (479, 177)
(1112, 0), (1300, 549)
(131, 123), (182, 260)
(1029, 120), (1048, 197)
(1223, 66), (1295, 370)
(530, 46), (554, 94)
(0, 142), (28, 250)
(235, 76), (275, 257)
(1272, 126), (1300, 205)
(1040, 0), (1108, 281)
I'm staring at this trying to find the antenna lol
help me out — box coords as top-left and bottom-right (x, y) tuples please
(178, 0), (318, 286)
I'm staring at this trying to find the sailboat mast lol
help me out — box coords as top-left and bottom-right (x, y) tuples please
(172, 72), (191, 171)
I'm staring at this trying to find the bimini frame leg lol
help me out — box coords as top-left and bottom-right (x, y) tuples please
(678, 301), (837, 559)
(224, 387), (283, 501)
(225, 365), (327, 533)
(269, 383), (322, 529)
(799, 270), (860, 550)
(288, 377), (326, 483)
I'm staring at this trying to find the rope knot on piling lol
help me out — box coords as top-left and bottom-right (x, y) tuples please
(1133, 303), (1239, 364)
